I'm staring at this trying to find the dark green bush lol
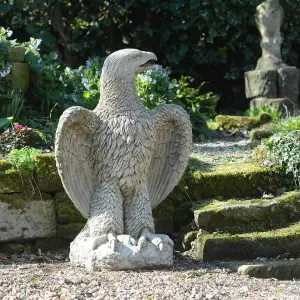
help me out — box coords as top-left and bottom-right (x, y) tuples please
(1, 0), (300, 110)
(0, 26), (217, 138)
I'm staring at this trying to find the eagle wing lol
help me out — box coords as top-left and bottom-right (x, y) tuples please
(55, 106), (98, 219)
(147, 104), (192, 209)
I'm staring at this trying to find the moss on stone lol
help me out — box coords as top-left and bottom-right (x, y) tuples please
(56, 222), (85, 240)
(195, 222), (300, 261)
(34, 154), (63, 192)
(188, 160), (291, 200)
(193, 191), (300, 234)
(182, 231), (198, 250)
(0, 192), (53, 211)
(250, 127), (273, 142)
(0, 159), (23, 193)
(0, 243), (32, 254)
(55, 192), (86, 224)
(214, 115), (269, 131)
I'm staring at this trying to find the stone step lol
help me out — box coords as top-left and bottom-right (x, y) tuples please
(186, 155), (292, 201)
(220, 259), (300, 280)
(194, 222), (300, 261)
(193, 191), (300, 234)
(0, 154), (294, 243)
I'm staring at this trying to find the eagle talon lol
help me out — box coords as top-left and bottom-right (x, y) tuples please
(117, 235), (137, 246)
(138, 229), (173, 251)
(91, 231), (118, 251)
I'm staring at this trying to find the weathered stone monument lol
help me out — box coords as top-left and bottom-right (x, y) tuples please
(55, 49), (192, 270)
(245, 0), (299, 113)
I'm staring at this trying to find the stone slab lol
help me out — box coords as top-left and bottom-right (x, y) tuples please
(0, 193), (56, 242)
(245, 70), (277, 99)
(194, 223), (300, 261)
(220, 260), (300, 280)
(193, 191), (300, 234)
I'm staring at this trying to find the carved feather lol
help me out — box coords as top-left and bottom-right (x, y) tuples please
(55, 106), (98, 218)
(147, 104), (192, 209)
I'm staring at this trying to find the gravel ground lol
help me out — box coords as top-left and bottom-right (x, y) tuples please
(191, 133), (252, 166)
(1, 251), (300, 300)
(2, 133), (295, 300)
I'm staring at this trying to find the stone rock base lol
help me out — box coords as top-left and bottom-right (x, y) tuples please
(70, 234), (174, 271)
(245, 67), (300, 112)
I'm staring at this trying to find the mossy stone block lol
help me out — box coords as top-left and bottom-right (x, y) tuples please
(55, 192), (86, 224)
(34, 154), (64, 192)
(182, 231), (198, 250)
(195, 223), (300, 261)
(214, 115), (262, 131)
(0, 160), (23, 193)
(0, 243), (32, 254)
(56, 223), (85, 240)
(194, 191), (300, 234)
(189, 161), (291, 200)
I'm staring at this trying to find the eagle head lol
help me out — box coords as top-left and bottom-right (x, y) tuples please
(101, 49), (157, 80)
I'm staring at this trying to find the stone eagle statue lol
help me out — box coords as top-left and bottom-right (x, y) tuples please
(55, 49), (192, 270)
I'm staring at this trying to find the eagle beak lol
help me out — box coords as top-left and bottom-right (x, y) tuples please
(137, 52), (157, 73)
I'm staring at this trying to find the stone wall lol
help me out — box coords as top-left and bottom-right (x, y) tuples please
(0, 153), (292, 253)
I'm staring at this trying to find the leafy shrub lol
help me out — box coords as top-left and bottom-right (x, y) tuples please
(2, 0), (300, 110)
(271, 116), (300, 134)
(170, 77), (218, 135)
(58, 57), (102, 109)
(264, 131), (300, 188)
(136, 67), (218, 135)
(0, 93), (23, 130)
(0, 124), (48, 156)
(0, 27), (217, 138)
(8, 146), (40, 176)
(247, 106), (282, 121)
(136, 66), (173, 109)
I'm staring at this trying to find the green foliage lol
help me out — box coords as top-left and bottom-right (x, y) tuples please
(8, 146), (40, 175)
(136, 66), (173, 109)
(0, 125), (48, 156)
(0, 93), (23, 130)
(247, 106), (282, 121)
(271, 116), (300, 134)
(136, 67), (218, 135)
(265, 131), (300, 188)
(170, 77), (218, 134)
(58, 57), (103, 109)
(0, 27), (12, 77)
(5, 0), (300, 109)
(0, 26), (218, 138)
